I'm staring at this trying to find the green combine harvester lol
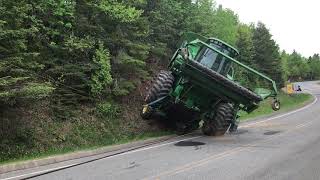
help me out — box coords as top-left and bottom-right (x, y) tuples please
(141, 32), (280, 136)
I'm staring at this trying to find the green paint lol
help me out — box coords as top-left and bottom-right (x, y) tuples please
(156, 32), (280, 121)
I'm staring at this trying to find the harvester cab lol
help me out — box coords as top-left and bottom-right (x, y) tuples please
(141, 32), (280, 136)
(195, 39), (237, 77)
(177, 34), (239, 79)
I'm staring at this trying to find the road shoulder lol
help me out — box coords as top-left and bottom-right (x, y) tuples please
(0, 93), (315, 174)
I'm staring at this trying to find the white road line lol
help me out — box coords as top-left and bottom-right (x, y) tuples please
(0, 165), (77, 180)
(240, 93), (318, 128)
(0, 136), (202, 180)
(118, 135), (202, 156)
(2, 93), (318, 180)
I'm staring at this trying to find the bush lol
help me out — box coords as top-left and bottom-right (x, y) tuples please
(96, 101), (120, 119)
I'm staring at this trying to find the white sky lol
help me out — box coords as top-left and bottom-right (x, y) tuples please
(215, 0), (320, 57)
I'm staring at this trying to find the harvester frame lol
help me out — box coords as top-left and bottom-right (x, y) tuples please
(141, 32), (280, 135)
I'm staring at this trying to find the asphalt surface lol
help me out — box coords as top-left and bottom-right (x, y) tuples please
(1, 81), (320, 180)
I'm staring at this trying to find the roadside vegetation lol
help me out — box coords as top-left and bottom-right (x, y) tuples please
(240, 93), (313, 121)
(0, 129), (172, 165)
(0, 92), (312, 165)
(1, 0), (320, 164)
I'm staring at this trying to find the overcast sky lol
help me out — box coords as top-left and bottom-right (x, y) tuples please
(215, 0), (320, 57)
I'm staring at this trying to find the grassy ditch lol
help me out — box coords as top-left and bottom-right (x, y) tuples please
(0, 93), (313, 166)
(0, 131), (171, 166)
(239, 93), (313, 121)
(0, 100), (172, 165)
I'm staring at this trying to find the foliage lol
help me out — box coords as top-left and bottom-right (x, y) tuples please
(96, 101), (120, 119)
(308, 54), (320, 80)
(4, 0), (310, 107)
(90, 43), (113, 96)
(281, 51), (319, 82)
(240, 93), (312, 121)
(252, 22), (284, 87)
(286, 51), (310, 81)
(1, 0), (320, 163)
(211, 5), (239, 46)
(236, 24), (255, 67)
(234, 24), (256, 88)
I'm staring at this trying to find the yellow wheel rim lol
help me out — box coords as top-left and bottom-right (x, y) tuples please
(142, 105), (148, 114)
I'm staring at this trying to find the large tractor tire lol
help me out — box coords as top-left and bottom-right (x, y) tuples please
(144, 70), (174, 103)
(202, 102), (235, 136)
(141, 71), (174, 120)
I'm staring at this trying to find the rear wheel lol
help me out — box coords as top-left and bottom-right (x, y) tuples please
(141, 71), (174, 119)
(144, 70), (174, 103)
(202, 102), (235, 136)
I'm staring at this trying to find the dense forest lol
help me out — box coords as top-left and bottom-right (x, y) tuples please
(1, 0), (320, 162)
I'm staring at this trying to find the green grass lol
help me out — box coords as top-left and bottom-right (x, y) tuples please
(0, 93), (313, 166)
(0, 131), (172, 165)
(0, 100), (174, 165)
(240, 93), (313, 121)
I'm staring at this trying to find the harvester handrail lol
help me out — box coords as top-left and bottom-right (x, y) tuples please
(190, 39), (278, 96)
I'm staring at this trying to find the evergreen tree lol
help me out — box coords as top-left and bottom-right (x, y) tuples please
(308, 54), (320, 80)
(280, 50), (290, 82)
(146, 0), (186, 57)
(236, 24), (255, 67)
(234, 24), (256, 88)
(2, 0), (320, 163)
(0, 1), (55, 104)
(185, 0), (217, 36)
(281, 51), (310, 81)
(212, 5), (239, 45)
(252, 22), (284, 87)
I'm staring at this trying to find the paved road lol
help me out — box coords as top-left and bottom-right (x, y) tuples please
(1, 81), (320, 180)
